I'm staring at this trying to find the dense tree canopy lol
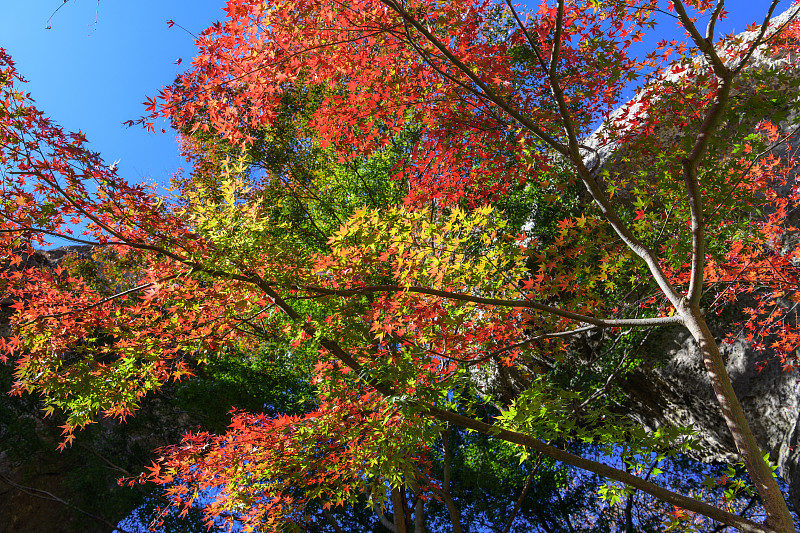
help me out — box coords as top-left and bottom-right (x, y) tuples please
(3, 1), (800, 532)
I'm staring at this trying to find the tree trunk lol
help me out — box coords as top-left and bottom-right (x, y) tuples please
(685, 309), (795, 533)
(391, 488), (408, 533)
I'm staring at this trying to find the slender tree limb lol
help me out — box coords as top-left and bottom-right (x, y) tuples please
(257, 282), (775, 533)
(711, 494), (760, 533)
(518, 0), (685, 311)
(323, 508), (347, 533)
(398, 18), (498, 113)
(679, 78), (731, 307)
(672, 0), (728, 76)
(706, 122), (800, 224)
(549, 0), (565, 78)
(481, 326), (598, 364)
(575, 345), (632, 413)
(706, 0), (726, 42)
(440, 426), (464, 533)
(555, 488), (577, 533)
(18, 272), (185, 327)
(622, 459), (659, 533)
(394, 325), (598, 366)
(422, 404), (772, 533)
(0, 225), (124, 248)
(731, 1), (785, 78)
(75, 442), (132, 478)
(293, 283), (683, 328)
(500, 453), (543, 533)
(504, 0), (549, 72)
(371, 492), (398, 533)
(0, 471), (136, 533)
(379, 0), (569, 156)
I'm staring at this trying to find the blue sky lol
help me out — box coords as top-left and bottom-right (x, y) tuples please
(0, 1), (794, 188)
(1, 0), (224, 186)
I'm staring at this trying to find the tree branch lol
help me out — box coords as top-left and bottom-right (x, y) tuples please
(517, 0), (686, 311)
(731, 1), (784, 78)
(18, 272), (185, 327)
(0, 471), (136, 533)
(293, 283), (683, 328)
(255, 282), (775, 533)
(500, 453), (543, 533)
(706, 0), (726, 42)
(379, 0), (569, 156)
(440, 426), (464, 533)
(323, 508), (347, 533)
(672, 0), (728, 76)
(423, 404), (772, 533)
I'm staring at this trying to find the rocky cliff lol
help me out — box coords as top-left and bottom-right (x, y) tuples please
(622, 323), (800, 510)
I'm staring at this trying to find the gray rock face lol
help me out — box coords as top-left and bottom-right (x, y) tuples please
(622, 326), (800, 510)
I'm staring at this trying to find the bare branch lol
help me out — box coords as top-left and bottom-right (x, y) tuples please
(323, 509), (347, 533)
(706, 0), (726, 42)
(517, 0), (685, 311)
(19, 272), (185, 327)
(372, 497), (398, 533)
(440, 427), (464, 533)
(482, 326), (598, 363)
(379, 0), (569, 156)
(732, 0), (785, 77)
(549, 0), (565, 78)
(423, 404), (772, 533)
(0, 471), (137, 533)
(504, 0), (548, 71)
(672, 0), (728, 76)
(293, 283), (684, 328)
(500, 453), (543, 533)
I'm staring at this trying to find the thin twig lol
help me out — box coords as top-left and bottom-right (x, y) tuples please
(499, 453), (544, 533)
(0, 471), (136, 533)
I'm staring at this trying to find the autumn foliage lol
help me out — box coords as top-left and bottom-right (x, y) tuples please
(3, 1), (800, 532)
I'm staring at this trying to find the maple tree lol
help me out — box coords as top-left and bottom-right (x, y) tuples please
(3, 0), (800, 532)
